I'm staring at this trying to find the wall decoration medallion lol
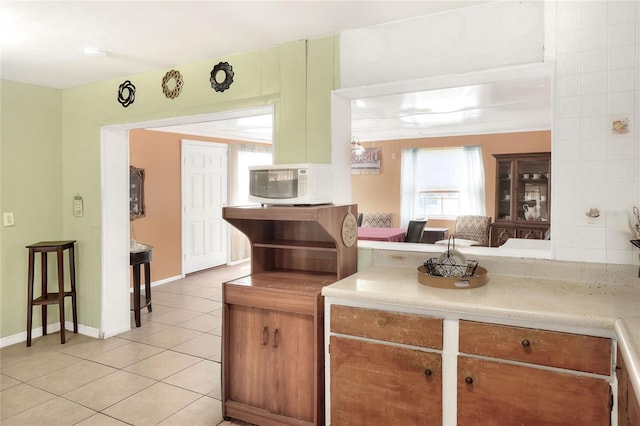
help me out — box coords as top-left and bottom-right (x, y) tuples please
(210, 62), (234, 92)
(341, 212), (358, 247)
(117, 80), (136, 107)
(162, 69), (183, 99)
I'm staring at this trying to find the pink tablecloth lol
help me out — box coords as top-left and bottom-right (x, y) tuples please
(358, 227), (407, 242)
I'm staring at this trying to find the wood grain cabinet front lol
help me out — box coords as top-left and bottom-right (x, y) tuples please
(458, 320), (613, 426)
(223, 278), (325, 426)
(617, 348), (640, 426)
(329, 306), (443, 425)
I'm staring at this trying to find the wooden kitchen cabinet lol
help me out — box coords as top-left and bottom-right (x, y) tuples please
(617, 348), (640, 426)
(222, 205), (357, 426)
(329, 306), (443, 425)
(491, 152), (551, 247)
(458, 320), (612, 425)
(224, 280), (319, 424)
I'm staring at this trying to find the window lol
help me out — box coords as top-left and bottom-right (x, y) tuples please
(401, 146), (486, 226)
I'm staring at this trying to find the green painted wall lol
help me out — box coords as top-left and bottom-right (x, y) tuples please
(0, 36), (338, 340)
(0, 81), (63, 338)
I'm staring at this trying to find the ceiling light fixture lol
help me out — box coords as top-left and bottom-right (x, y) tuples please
(351, 137), (365, 155)
(83, 48), (107, 57)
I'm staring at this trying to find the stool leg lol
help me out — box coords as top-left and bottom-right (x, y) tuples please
(41, 252), (48, 337)
(57, 248), (66, 344)
(69, 245), (78, 333)
(144, 262), (152, 313)
(133, 263), (141, 327)
(27, 249), (35, 347)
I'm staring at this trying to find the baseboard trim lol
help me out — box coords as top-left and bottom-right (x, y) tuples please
(128, 274), (183, 293)
(0, 321), (100, 348)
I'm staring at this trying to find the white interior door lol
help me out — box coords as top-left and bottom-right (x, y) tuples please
(182, 140), (228, 274)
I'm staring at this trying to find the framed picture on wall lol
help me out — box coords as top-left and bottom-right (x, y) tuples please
(130, 166), (145, 220)
(351, 147), (381, 175)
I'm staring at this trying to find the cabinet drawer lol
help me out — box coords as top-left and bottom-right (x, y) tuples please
(224, 284), (318, 316)
(330, 305), (442, 349)
(459, 320), (611, 375)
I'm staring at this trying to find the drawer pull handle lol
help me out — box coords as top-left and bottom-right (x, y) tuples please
(273, 328), (279, 348)
(261, 326), (269, 345)
(465, 376), (474, 385)
(521, 339), (531, 347)
(424, 369), (432, 377)
(376, 317), (388, 327)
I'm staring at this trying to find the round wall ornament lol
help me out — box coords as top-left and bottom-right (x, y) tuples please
(117, 80), (136, 107)
(162, 69), (183, 99)
(210, 62), (234, 92)
(341, 212), (358, 247)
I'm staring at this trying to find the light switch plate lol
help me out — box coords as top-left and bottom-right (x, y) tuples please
(3, 212), (15, 227)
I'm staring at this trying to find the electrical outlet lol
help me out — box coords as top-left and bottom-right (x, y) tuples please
(3, 212), (15, 227)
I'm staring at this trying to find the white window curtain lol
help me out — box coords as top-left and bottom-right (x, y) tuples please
(400, 146), (485, 227)
(459, 145), (486, 216)
(400, 148), (419, 227)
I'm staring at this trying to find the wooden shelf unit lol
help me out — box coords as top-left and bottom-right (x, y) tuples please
(222, 204), (358, 426)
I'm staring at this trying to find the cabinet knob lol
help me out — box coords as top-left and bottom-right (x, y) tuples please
(465, 376), (474, 385)
(424, 369), (432, 377)
(521, 339), (531, 347)
(376, 317), (388, 327)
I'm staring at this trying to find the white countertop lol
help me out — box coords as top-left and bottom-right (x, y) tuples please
(323, 265), (639, 330)
(323, 261), (640, 405)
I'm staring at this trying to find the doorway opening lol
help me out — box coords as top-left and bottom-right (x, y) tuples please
(100, 105), (274, 338)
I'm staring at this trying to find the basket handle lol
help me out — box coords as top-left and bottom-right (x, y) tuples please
(447, 235), (456, 255)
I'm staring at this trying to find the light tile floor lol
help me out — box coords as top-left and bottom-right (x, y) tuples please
(0, 262), (254, 425)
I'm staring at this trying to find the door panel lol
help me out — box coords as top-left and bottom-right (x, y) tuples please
(330, 336), (442, 425)
(227, 305), (269, 410)
(182, 141), (228, 273)
(458, 356), (611, 426)
(268, 310), (315, 421)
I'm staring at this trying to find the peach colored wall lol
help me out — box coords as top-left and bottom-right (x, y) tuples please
(129, 130), (264, 283)
(352, 131), (551, 232)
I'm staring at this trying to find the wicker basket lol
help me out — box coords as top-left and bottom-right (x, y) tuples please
(417, 265), (488, 289)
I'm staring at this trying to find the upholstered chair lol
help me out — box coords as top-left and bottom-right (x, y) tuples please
(454, 215), (492, 246)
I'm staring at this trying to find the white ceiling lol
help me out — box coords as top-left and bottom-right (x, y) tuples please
(0, 1), (487, 89)
(1, 0), (551, 142)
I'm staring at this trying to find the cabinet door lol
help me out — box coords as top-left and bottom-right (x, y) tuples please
(458, 356), (611, 426)
(226, 304), (270, 410)
(629, 380), (640, 426)
(330, 336), (442, 425)
(516, 228), (546, 240)
(496, 160), (514, 220)
(267, 310), (316, 422)
(491, 226), (516, 247)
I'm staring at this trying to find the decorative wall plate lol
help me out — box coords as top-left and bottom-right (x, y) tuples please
(210, 62), (234, 92)
(162, 69), (183, 99)
(117, 80), (136, 107)
(341, 212), (357, 247)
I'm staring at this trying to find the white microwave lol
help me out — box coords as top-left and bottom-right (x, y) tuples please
(249, 163), (333, 205)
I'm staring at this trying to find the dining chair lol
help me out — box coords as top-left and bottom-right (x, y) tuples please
(405, 220), (428, 243)
(454, 215), (492, 246)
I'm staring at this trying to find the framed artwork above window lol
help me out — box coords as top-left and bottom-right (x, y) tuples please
(130, 166), (145, 220)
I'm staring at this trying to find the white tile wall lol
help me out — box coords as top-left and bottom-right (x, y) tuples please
(552, 0), (638, 264)
(339, 1), (639, 266)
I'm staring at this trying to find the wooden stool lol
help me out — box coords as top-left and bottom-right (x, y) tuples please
(26, 240), (78, 347)
(130, 244), (153, 327)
